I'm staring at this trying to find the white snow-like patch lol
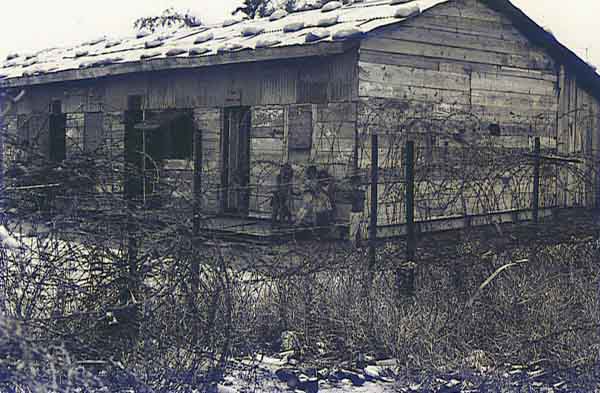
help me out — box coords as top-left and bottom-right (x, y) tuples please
(306, 29), (331, 42)
(269, 9), (288, 21)
(145, 40), (164, 49)
(321, 1), (343, 12)
(241, 26), (265, 37)
(0, 225), (20, 249)
(390, 0), (414, 4)
(136, 29), (151, 39)
(194, 31), (214, 44)
(317, 14), (340, 27)
(256, 38), (283, 48)
(283, 21), (305, 33)
(394, 3), (421, 18)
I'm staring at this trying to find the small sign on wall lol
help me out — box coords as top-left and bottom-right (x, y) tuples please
(288, 104), (312, 150)
(225, 89), (242, 107)
(252, 107), (284, 139)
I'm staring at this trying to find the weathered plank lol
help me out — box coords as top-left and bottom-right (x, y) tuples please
(359, 80), (471, 105)
(359, 49), (440, 71)
(359, 62), (470, 92)
(361, 38), (553, 71)
(381, 25), (534, 56)
(471, 72), (557, 96)
(288, 104), (313, 151)
(428, 0), (513, 23)
(403, 13), (529, 43)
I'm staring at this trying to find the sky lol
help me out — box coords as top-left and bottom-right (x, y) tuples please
(0, 0), (599, 69)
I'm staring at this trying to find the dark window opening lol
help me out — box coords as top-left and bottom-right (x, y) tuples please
(49, 100), (66, 163)
(222, 107), (251, 215)
(145, 111), (193, 161)
(50, 100), (62, 115)
(127, 95), (143, 111)
(124, 106), (194, 206)
(17, 114), (30, 147)
(124, 96), (144, 200)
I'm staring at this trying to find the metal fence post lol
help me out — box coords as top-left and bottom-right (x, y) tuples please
(532, 137), (541, 224)
(368, 133), (378, 270)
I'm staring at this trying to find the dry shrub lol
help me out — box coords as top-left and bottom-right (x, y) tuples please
(0, 314), (108, 392)
(226, 235), (600, 374)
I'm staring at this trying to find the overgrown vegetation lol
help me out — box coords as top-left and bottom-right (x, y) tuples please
(1, 92), (600, 391)
(1, 232), (599, 391)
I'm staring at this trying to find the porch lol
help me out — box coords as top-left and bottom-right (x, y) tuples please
(197, 216), (349, 244)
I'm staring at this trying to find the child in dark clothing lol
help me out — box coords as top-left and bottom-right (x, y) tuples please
(271, 163), (294, 225)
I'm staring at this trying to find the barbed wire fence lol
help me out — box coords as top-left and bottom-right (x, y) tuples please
(354, 98), (600, 296)
(1, 93), (600, 390)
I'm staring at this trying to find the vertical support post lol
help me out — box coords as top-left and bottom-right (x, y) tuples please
(398, 140), (416, 298)
(368, 133), (378, 269)
(141, 129), (146, 208)
(123, 96), (142, 309)
(0, 114), (4, 314)
(353, 121), (359, 175)
(532, 137), (541, 224)
(405, 141), (416, 262)
(191, 126), (202, 295)
(0, 114), (4, 221)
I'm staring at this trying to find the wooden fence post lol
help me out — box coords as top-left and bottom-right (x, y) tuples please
(398, 140), (416, 297)
(532, 137), (541, 224)
(368, 133), (378, 270)
(406, 141), (416, 261)
(192, 127), (202, 295)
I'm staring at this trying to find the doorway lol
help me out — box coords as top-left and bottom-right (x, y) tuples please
(221, 107), (251, 215)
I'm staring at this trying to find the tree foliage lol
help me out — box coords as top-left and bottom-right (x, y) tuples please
(281, 0), (300, 13)
(133, 7), (202, 33)
(232, 0), (274, 19)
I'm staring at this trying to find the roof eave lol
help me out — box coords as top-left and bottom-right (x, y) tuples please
(483, 0), (600, 99)
(0, 40), (360, 89)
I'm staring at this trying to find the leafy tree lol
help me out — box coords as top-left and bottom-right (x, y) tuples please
(134, 8), (202, 32)
(232, 0), (274, 19)
(281, 0), (300, 13)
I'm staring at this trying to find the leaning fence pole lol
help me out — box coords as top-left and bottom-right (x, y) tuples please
(368, 133), (379, 270)
(532, 137), (541, 224)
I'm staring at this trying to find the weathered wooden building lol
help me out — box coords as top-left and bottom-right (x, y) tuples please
(1, 0), (599, 239)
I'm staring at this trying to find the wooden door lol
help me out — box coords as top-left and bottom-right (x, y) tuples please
(222, 107), (251, 215)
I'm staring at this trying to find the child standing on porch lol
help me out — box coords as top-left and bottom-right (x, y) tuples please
(348, 174), (366, 247)
(271, 163), (294, 225)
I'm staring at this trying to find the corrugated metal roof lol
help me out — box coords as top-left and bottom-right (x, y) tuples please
(0, 0), (448, 82)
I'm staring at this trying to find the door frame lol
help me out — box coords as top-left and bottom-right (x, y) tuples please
(221, 106), (251, 216)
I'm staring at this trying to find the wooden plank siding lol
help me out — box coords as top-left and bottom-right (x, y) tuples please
(4, 50), (359, 220)
(357, 0), (600, 228)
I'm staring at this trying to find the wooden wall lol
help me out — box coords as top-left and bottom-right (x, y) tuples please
(357, 0), (600, 227)
(3, 50), (359, 220)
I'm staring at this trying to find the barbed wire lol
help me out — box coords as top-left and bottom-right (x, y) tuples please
(1, 101), (600, 389)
